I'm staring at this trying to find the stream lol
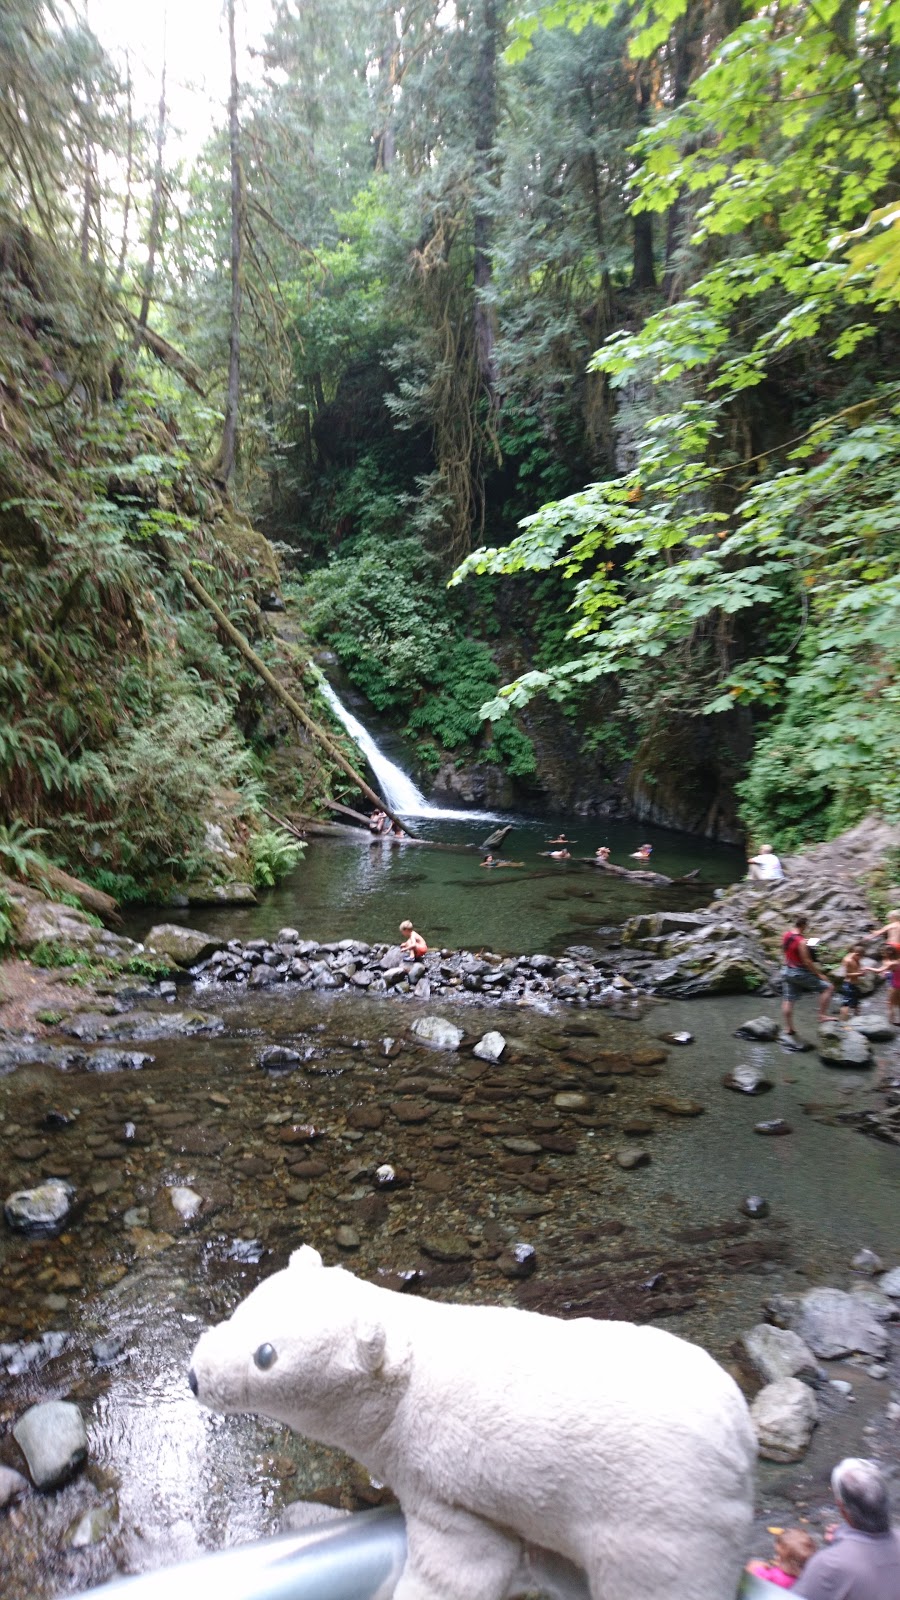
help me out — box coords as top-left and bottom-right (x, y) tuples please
(1, 810), (899, 1597)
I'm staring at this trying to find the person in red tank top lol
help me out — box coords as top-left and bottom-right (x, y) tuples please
(780, 913), (834, 1040)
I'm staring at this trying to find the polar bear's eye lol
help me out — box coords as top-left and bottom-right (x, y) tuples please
(253, 1342), (277, 1371)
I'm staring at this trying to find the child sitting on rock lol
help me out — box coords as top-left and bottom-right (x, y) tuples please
(747, 1527), (817, 1589)
(399, 920), (428, 959)
(743, 1523), (813, 1587)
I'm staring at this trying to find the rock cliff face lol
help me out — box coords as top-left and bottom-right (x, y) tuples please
(615, 816), (900, 996)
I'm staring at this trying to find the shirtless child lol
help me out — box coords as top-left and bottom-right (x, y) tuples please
(399, 920), (427, 960)
(838, 945), (866, 1019)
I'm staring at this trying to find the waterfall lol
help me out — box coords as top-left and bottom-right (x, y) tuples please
(317, 679), (503, 822)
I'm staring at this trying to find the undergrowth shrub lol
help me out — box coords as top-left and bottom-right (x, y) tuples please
(250, 827), (305, 887)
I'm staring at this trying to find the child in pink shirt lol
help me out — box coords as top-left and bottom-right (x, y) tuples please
(747, 1528), (817, 1588)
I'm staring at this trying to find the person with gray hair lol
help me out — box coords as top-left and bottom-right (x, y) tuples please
(794, 1457), (900, 1598)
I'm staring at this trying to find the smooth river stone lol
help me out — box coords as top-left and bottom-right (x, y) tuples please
(722, 1065), (773, 1096)
(4, 1179), (76, 1237)
(13, 1400), (88, 1489)
(411, 1016), (463, 1051)
(473, 1031), (506, 1062)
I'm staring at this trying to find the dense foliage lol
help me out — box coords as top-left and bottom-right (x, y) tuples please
(2, 0), (898, 864)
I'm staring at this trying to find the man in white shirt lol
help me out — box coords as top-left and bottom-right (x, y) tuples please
(748, 843), (785, 884)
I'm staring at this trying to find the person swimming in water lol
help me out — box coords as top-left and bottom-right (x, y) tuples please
(629, 843), (653, 860)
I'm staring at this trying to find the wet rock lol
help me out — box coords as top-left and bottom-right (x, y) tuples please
(85, 1049), (155, 1072)
(851, 1248), (884, 1276)
(1, 1332), (67, 1376)
(738, 1324), (821, 1386)
(497, 1243), (537, 1279)
(91, 1333), (129, 1365)
(818, 1029), (873, 1068)
(501, 1137), (543, 1156)
(754, 1119), (792, 1136)
(751, 1378), (818, 1462)
(616, 1148), (651, 1170)
(553, 1092), (591, 1111)
(67, 1500), (117, 1547)
(13, 1400), (88, 1488)
(741, 1195), (770, 1219)
(734, 1017), (780, 1041)
(419, 1170), (452, 1195)
(661, 1031), (694, 1045)
(411, 1016), (463, 1051)
(473, 1031), (506, 1063)
(389, 1099), (433, 1125)
(373, 1164), (412, 1191)
(851, 1016), (896, 1042)
(61, 1009), (223, 1041)
(418, 1232), (472, 1262)
(649, 1094), (705, 1117)
(250, 964), (279, 988)
(258, 1045), (303, 1070)
(144, 924), (223, 968)
(348, 1105), (385, 1131)
(0, 1464), (28, 1507)
(723, 1065), (773, 1096)
(878, 1266), (900, 1299)
(278, 1124), (323, 1145)
(335, 1225), (360, 1251)
(849, 1283), (897, 1323)
(788, 1286), (889, 1359)
(170, 1126), (228, 1156)
(4, 1179), (76, 1237)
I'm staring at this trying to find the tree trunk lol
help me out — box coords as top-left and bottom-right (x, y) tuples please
(472, 0), (499, 404)
(630, 69), (656, 289)
(136, 61), (168, 332)
(113, 53), (135, 295)
(215, 0), (243, 485)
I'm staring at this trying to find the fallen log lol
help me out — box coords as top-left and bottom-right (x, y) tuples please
(325, 799), (382, 828)
(584, 859), (702, 888)
(35, 864), (122, 926)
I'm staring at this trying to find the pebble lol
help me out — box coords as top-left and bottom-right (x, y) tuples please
(850, 1248), (883, 1275)
(335, 1226), (360, 1251)
(722, 1065), (773, 1096)
(616, 1148), (651, 1170)
(754, 1119), (792, 1136)
(497, 1243), (537, 1279)
(741, 1195), (770, 1219)
(473, 1031), (506, 1062)
(0, 1464), (28, 1507)
(418, 1233), (471, 1262)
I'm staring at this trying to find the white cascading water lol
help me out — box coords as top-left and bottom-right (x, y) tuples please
(317, 678), (502, 822)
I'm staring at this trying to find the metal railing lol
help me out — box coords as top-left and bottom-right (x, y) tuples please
(63, 1506), (785, 1600)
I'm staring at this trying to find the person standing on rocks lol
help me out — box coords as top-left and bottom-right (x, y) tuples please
(793, 1457), (900, 1599)
(780, 914), (834, 1041)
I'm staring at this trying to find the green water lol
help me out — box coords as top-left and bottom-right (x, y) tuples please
(144, 815), (745, 954)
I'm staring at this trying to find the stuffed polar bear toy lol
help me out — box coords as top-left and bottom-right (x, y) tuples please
(189, 1246), (755, 1600)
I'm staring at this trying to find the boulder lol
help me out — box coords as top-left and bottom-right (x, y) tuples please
(750, 1378), (818, 1462)
(473, 1031), (506, 1063)
(878, 1266), (900, 1300)
(7, 881), (141, 965)
(13, 1400), (88, 1488)
(734, 1017), (780, 1041)
(4, 1179), (76, 1238)
(411, 1016), (463, 1051)
(737, 1324), (820, 1386)
(851, 1017), (896, 1043)
(788, 1287), (889, 1359)
(818, 1029), (873, 1069)
(143, 924), (224, 968)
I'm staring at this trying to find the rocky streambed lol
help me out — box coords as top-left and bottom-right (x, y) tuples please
(1, 969), (900, 1597)
(2, 811), (900, 1596)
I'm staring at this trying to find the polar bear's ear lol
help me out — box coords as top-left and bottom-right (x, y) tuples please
(289, 1245), (324, 1272)
(354, 1318), (387, 1375)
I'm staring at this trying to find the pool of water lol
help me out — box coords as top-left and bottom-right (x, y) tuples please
(130, 815), (745, 956)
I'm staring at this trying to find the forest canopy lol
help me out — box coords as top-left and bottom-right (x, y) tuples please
(1, 0), (898, 879)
